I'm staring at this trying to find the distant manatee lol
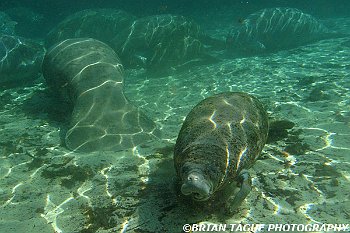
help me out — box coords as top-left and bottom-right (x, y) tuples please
(42, 38), (160, 152)
(0, 34), (45, 86)
(45, 9), (136, 48)
(226, 7), (342, 55)
(111, 14), (203, 71)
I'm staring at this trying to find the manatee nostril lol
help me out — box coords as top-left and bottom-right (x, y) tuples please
(187, 173), (199, 182)
(193, 192), (201, 199)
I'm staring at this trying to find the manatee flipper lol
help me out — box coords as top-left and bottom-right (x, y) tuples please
(229, 172), (252, 212)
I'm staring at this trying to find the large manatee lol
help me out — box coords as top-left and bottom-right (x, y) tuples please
(226, 7), (343, 55)
(174, 92), (268, 211)
(42, 38), (160, 152)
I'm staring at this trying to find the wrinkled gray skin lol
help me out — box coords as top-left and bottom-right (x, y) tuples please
(45, 9), (136, 48)
(226, 7), (341, 55)
(111, 14), (203, 70)
(174, 92), (268, 211)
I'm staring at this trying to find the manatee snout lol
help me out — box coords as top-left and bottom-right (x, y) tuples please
(181, 171), (212, 201)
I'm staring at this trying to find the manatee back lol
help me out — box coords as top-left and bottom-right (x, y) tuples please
(42, 38), (160, 152)
(174, 92), (268, 188)
(42, 38), (123, 101)
(227, 7), (336, 54)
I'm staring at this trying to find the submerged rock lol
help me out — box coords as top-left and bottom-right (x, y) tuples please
(111, 14), (203, 70)
(306, 87), (331, 102)
(45, 8), (136, 48)
(267, 119), (295, 143)
(341, 39), (350, 48)
(226, 7), (343, 55)
(0, 34), (45, 86)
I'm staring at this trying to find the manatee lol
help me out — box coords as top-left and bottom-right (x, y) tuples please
(111, 14), (203, 71)
(0, 34), (45, 86)
(42, 38), (160, 152)
(45, 9), (136, 48)
(226, 7), (342, 55)
(174, 92), (268, 211)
